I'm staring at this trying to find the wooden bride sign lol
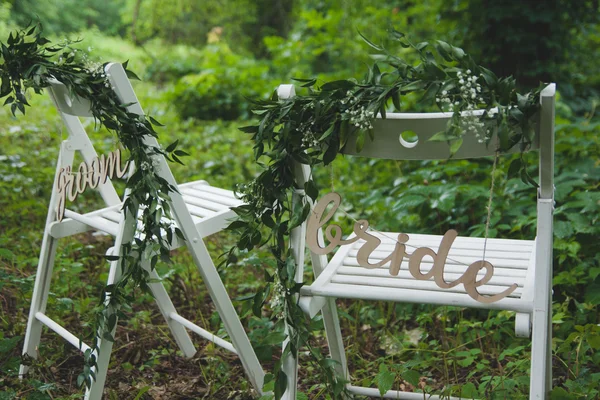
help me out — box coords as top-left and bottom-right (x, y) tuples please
(55, 149), (129, 222)
(306, 192), (518, 303)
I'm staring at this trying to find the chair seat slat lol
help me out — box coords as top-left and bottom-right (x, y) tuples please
(181, 187), (242, 207)
(337, 262), (528, 278)
(345, 250), (531, 269)
(305, 283), (532, 312)
(183, 182), (241, 200)
(305, 230), (535, 308)
(334, 266), (525, 288)
(181, 194), (233, 212)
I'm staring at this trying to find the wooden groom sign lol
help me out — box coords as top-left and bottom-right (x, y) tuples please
(55, 149), (129, 222)
(306, 192), (518, 303)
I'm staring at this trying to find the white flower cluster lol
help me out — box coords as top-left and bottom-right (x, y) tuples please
(436, 69), (485, 111)
(67, 46), (115, 90)
(235, 181), (265, 208)
(342, 90), (373, 130)
(457, 69), (484, 105)
(436, 69), (490, 143)
(298, 120), (319, 148)
(270, 278), (286, 319)
(461, 115), (488, 143)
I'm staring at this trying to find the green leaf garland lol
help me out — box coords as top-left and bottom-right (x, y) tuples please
(0, 25), (186, 389)
(230, 30), (544, 398)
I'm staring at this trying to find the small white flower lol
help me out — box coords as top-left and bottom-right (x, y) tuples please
(459, 79), (464, 84)
(442, 90), (447, 96)
(466, 69), (471, 74)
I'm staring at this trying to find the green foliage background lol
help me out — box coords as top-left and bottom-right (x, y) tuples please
(0, 1), (599, 399)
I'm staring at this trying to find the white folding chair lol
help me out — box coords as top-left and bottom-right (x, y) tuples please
(279, 83), (555, 399)
(19, 63), (265, 399)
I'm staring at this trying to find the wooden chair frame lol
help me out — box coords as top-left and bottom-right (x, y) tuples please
(19, 63), (265, 399)
(278, 83), (555, 399)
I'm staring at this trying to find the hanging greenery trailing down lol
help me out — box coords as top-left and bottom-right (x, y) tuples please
(229, 30), (545, 398)
(0, 25), (188, 388)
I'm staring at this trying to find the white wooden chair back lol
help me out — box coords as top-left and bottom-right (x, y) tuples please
(338, 84), (555, 199)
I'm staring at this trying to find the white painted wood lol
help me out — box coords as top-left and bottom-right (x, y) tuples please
(515, 313), (531, 338)
(63, 209), (120, 236)
(332, 269), (525, 292)
(340, 260), (528, 277)
(20, 146), (73, 379)
(277, 84), (296, 100)
(87, 187), (137, 400)
(48, 78), (94, 117)
(278, 83), (556, 398)
(21, 64), (265, 398)
(281, 166), (308, 400)
(35, 312), (91, 353)
(539, 84), (556, 200)
(47, 87), (120, 207)
(181, 188), (242, 207)
(342, 111), (540, 161)
(298, 295), (327, 319)
(307, 283), (532, 312)
(529, 199), (554, 399)
(347, 384), (465, 399)
(49, 181), (239, 241)
(168, 312), (237, 354)
(105, 62), (265, 393)
(145, 268), (196, 358)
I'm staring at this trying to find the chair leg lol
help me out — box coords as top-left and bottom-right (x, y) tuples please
(19, 233), (59, 378)
(282, 298), (348, 400)
(545, 296), (553, 394)
(84, 254), (122, 400)
(84, 337), (113, 400)
(529, 307), (551, 399)
(281, 332), (299, 400)
(281, 298), (348, 400)
(189, 240), (265, 394)
(321, 298), (348, 382)
(146, 267), (196, 358)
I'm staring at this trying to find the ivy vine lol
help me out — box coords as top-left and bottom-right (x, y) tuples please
(1, 26), (187, 387)
(230, 30), (544, 398)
